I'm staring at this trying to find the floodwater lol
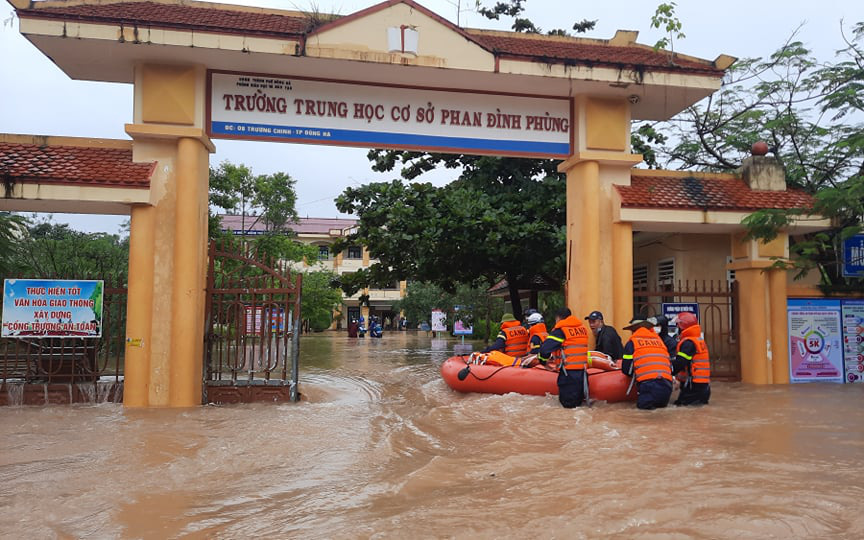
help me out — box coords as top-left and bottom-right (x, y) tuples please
(1, 333), (863, 539)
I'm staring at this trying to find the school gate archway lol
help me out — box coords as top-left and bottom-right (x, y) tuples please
(6, 0), (827, 406)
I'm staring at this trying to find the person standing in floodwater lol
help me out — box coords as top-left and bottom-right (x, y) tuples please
(537, 308), (590, 408)
(621, 318), (674, 410)
(671, 312), (711, 406)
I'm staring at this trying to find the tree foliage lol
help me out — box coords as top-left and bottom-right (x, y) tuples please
(1, 217), (129, 283)
(475, 0), (596, 36)
(0, 212), (27, 277)
(208, 161), (315, 263)
(334, 152), (565, 319)
(301, 270), (343, 332)
(645, 22), (864, 292)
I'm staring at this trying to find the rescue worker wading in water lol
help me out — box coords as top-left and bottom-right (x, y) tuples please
(621, 318), (674, 410)
(671, 312), (711, 405)
(536, 308), (590, 408)
(481, 313), (529, 358)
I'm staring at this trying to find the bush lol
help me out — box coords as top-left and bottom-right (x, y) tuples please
(308, 311), (332, 332)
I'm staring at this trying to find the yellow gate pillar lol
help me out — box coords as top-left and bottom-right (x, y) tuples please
(559, 97), (641, 335)
(124, 64), (215, 407)
(728, 232), (791, 384)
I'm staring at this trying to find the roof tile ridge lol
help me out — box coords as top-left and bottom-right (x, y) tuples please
(19, 0), (309, 19)
(624, 40), (725, 70)
(632, 168), (739, 181)
(0, 133), (133, 150)
(465, 27), (615, 47)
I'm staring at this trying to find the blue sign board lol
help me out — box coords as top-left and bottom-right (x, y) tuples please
(662, 302), (699, 324)
(842, 234), (864, 277)
(2, 279), (103, 338)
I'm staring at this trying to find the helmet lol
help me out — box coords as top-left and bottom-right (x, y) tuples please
(523, 308), (539, 317)
(676, 312), (698, 330)
(526, 312), (544, 326)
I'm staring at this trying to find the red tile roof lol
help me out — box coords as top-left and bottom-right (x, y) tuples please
(220, 215), (357, 235)
(0, 141), (154, 188)
(23, 1), (309, 37)
(18, 1), (723, 77)
(468, 32), (722, 76)
(618, 174), (814, 211)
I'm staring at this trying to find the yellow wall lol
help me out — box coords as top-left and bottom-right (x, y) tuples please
(125, 63), (214, 407)
(307, 2), (493, 71)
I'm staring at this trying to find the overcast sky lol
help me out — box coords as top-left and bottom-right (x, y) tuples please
(0, 0), (859, 234)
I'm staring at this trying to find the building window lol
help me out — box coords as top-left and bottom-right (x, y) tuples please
(318, 245), (330, 260)
(657, 258), (675, 303)
(633, 264), (649, 317)
(725, 256), (736, 286)
(347, 246), (362, 259)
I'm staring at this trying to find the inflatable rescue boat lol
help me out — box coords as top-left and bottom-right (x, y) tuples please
(440, 352), (636, 403)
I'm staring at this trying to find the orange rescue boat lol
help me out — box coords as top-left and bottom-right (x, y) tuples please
(440, 352), (636, 403)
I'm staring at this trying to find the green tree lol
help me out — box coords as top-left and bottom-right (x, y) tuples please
(208, 161), (315, 263)
(300, 270), (343, 332)
(645, 22), (864, 292)
(393, 281), (454, 327)
(335, 154), (565, 319)
(10, 218), (129, 283)
(475, 0), (596, 35)
(0, 212), (27, 277)
(393, 280), (504, 340)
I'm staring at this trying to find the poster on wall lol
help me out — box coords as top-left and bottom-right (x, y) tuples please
(1, 279), (103, 338)
(841, 300), (864, 383)
(431, 309), (447, 332)
(787, 299), (844, 383)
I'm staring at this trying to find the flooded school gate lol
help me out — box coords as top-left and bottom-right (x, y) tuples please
(2, 333), (862, 539)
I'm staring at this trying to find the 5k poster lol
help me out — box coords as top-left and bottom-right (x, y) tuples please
(787, 299), (844, 383)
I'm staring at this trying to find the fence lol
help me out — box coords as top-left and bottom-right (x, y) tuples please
(633, 280), (740, 380)
(0, 284), (126, 405)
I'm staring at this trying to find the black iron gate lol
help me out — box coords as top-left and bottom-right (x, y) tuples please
(203, 238), (303, 404)
(634, 280), (740, 380)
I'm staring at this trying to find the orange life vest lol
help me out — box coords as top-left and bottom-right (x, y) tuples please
(501, 321), (530, 356)
(552, 316), (589, 372)
(628, 327), (673, 383)
(527, 323), (548, 354)
(676, 325), (710, 384)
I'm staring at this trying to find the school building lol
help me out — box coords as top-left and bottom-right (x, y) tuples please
(219, 215), (406, 328)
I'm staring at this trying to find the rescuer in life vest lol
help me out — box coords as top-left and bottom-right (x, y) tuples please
(519, 309), (549, 367)
(671, 312), (711, 406)
(536, 308), (590, 408)
(622, 318), (674, 410)
(480, 313), (529, 357)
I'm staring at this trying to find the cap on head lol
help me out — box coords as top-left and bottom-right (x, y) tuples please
(584, 311), (604, 321)
(676, 311), (698, 330)
(526, 313), (544, 325)
(623, 317), (652, 331)
(500, 313), (516, 324)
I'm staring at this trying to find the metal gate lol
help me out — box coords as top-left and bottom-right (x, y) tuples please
(633, 280), (740, 380)
(203, 238), (302, 404)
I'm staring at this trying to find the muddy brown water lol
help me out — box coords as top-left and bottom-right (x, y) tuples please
(1, 332), (862, 539)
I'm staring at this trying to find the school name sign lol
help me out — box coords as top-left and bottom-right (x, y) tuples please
(208, 71), (571, 158)
(1, 279), (103, 338)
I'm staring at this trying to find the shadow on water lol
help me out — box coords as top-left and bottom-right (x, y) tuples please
(1, 332), (863, 539)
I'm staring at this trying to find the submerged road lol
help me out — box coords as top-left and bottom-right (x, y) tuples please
(1, 332), (863, 538)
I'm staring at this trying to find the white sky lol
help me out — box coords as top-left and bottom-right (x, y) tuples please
(0, 0), (859, 234)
